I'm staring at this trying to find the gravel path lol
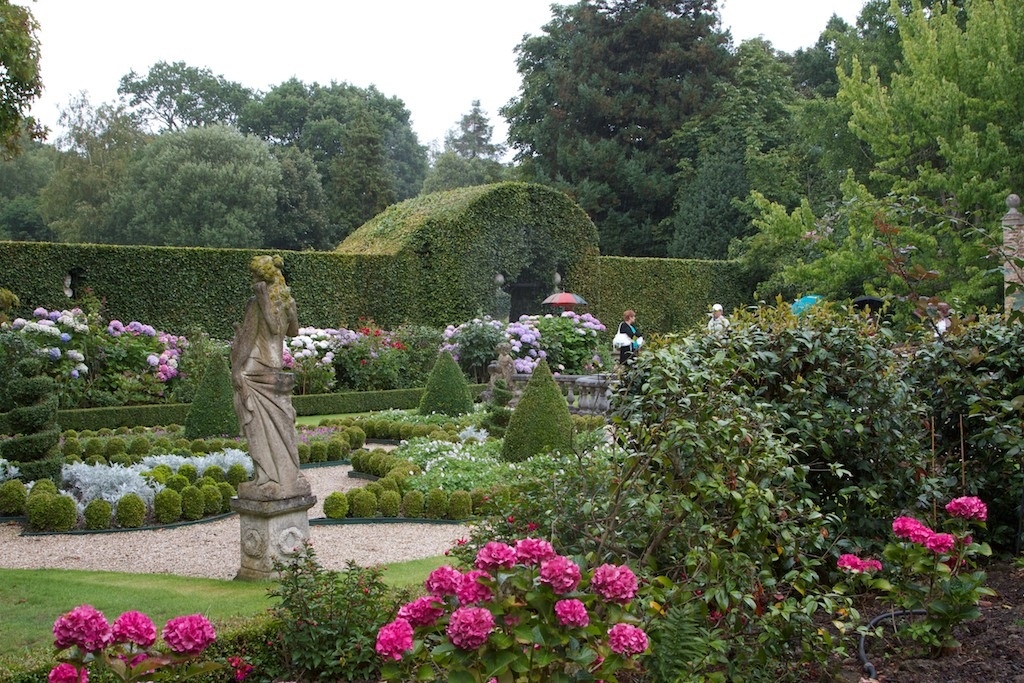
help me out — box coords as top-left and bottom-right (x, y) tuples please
(0, 463), (472, 580)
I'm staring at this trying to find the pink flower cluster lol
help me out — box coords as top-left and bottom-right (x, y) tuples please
(607, 623), (649, 656)
(110, 610), (157, 648)
(162, 614), (216, 655)
(53, 605), (112, 652)
(48, 663), (88, 683)
(375, 537), (647, 666)
(945, 496), (987, 521)
(892, 509), (970, 556)
(836, 553), (883, 574)
(590, 563), (640, 604)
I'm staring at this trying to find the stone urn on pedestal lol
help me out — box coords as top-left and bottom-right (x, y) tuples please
(228, 255), (316, 581)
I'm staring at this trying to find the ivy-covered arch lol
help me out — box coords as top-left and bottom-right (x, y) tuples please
(337, 182), (600, 326)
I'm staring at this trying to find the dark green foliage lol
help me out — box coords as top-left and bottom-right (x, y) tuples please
(61, 437), (82, 457)
(424, 488), (448, 520)
(203, 465), (225, 482)
(296, 442), (310, 464)
(269, 544), (412, 683)
(323, 491), (348, 519)
(25, 492), (77, 532)
(184, 353), (238, 440)
(83, 498), (113, 530)
(180, 485), (205, 521)
(480, 380), (513, 438)
(401, 490), (424, 518)
(419, 352), (473, 416)
(115, 493), (147, 528)
(309, 441), (328, 463)
(226, 463), (249, 486)
(0, 356), (60, 465)
(189, 439), (208, 454)
(127, 436), (150, 456)
(153, 487), (183, 524)
(379, 489), (401, 517)
(501, 360), (573, 463)
(349, 489), (376, 518)
(216, 481), (235, 512)
(325, 438), (348, 461)
(83, 438), (104, 457)
(448, 490), (472, 520)
(27, 479), (57, 496)
(201, 484), (223, 515)
(0, 478), (28, 515)
(165, 474), (189, 492)
(103, 437), (127, 457)
(177, 463), (198, 483)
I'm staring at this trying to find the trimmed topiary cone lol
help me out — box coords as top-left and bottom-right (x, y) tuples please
(501, 359), (573, 463)
(419, 351), (474, 416)
(184, 353), (239, 439)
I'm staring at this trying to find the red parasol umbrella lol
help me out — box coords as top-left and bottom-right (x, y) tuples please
(541, 292), (588, 309)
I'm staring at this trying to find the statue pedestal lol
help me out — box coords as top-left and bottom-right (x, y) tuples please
(230, 494), (317, 581)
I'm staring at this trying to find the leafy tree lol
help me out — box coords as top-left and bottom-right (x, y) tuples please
(0, 195), (53, 241)
(421, 100), (510, 194)
(0, 137), (58, 241)
(106, 125), (281, 247)
(117, 60), (254, 131)
(0, 0), (44, 158)
(38, 95), (151, 243)
(265, 145), (329, 250)
(240, 79), (427, 243)
(503, 0), (733, 256)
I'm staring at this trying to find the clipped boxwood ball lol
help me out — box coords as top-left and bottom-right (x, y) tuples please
(323, 491), (348, 519)
(26, 492), (78, 532)
(154, 487), (183, 524)
(201, 485), (223, 515)
(401, 490), (424, 518)
(0, 479), (28, 516)
(216, 482), (235, 513)
(84, 499), (113, 530)
(424, 489), (448, 520)
(115, 493), (147, 529)
(448, 490), (472, 520)
(177, 463), (199, 483)
(180, 485), (205, 521)
(379, 489), (401, 518)
(226, 463), (249, 486)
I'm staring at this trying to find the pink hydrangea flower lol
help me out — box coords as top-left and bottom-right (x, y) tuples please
(447, 606), (494, 650)
(53, 604), (112, 652)
(590, 564), (639, 604)
(514, 537), (556, 566)
(111, 610), (157, 647)
(425, 565), (463, 595)
(892, 516), (934, 544)
(376, 618), (414, 661)
(924, 532), (956, 554)
(162, 614), (216, 656)
(554, 599), (590, 627)
(397, 595), (445, 627)
(837, 554), (881, 573)
(607, 623), (648, 656)
(945, 496), (987, 521)
(48, 663), (88, 683)
(540, 555), (582, 594)
(475, 541), (517, 570)
(457, 569), (494, 604)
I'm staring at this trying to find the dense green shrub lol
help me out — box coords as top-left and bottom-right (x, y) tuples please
(154, 487), (183, 524)
(226, 463), (249, 486)
(103, 437), (127, 457)
(127, 436), (150, 456)
(180, 485), (206, 520)
(326, 438), (349, 461)
(296, 442), (311, 464)
(501, 359), (572, 463)
(424, 488), (448, 519)
(323, 491), (349, 519)
(203, 465), (226, 482)
(201, 484), (223, 515)
(448, 489), (472, 520)
(165, 474), (189, 492)
(401, 490), (424, 518)
(189, 439), (208, 454)
(269, 545), (411, 683)
(309, 441), (328, 463)
(177, 463), (198, 483)
(184, 353), (239, 439)
(115, 493), (147, 528)
(350, 489), (377, 518)
(419, 352), (474, 416)
(26, 492), (77, 532)
(83, 499), (113, 530)
(216, 481), (235, 512)
(379, 489), (401, 517)
(83, 437), (104, 457)
(0, 478), (28, 515)
(28, 479), (58, 497)
(153, 436), (173, 451)
(364, 482), (383, 504)
(61, 437), (82, 458)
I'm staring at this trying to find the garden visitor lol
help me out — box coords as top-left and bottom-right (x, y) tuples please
(707, 303), (730, 335)
(614, 309), (641, 365)
(231, 255), (311, 502)
(934, 302), (952, 337)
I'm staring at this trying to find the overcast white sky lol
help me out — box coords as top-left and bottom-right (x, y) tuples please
(19, 0), (866, 150)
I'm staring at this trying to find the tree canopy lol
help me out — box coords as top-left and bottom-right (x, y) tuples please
(0, 0), (44, 158)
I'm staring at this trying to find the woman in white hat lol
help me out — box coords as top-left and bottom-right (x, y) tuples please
(707, 303), (729, 334)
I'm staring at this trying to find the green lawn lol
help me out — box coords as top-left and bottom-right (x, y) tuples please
(0, 556), (446, 658)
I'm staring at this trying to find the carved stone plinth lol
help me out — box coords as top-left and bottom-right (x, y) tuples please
(230, 494), (317, 581)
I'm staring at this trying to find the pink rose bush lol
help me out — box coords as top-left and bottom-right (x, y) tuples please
(836, 497), (995, 651)
(376, 537), (648, 682)
(50, 605), (232, 682)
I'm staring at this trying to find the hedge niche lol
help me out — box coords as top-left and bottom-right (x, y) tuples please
(337, 182), (601, 326)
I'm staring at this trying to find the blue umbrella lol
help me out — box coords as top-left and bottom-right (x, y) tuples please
(791, 294), (823, 315)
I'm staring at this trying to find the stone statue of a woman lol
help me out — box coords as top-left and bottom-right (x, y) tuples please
(231, 255), (311, 501)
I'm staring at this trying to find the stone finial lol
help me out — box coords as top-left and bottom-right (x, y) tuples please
(1004, 194), (1024, 227)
